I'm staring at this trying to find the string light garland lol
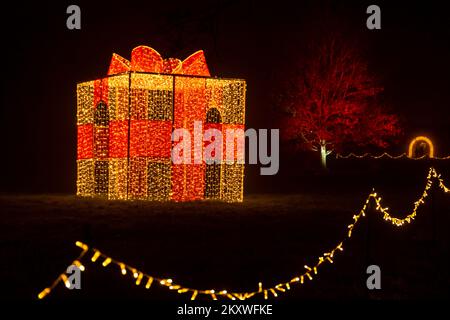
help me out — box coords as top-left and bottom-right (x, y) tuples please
(336, 136), (450, 159)
(38, 167), (449, 300)
(336, 136), (449, 160)
(77, 45), (246, 202)
(336, 152), (450, 160)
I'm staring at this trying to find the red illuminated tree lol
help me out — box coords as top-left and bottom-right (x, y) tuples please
(281, 34), (401, 168)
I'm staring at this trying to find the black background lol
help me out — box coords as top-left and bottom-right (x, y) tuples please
(1, 0), (449, 194)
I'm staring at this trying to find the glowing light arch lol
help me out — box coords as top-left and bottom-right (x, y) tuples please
(408, 136), (434, 158)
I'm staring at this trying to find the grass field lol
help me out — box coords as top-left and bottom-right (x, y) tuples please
(1, 159), (449, 301)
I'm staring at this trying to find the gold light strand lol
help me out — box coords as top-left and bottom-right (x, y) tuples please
(39, 168), (449, 300)
(91, 250), (101, 262)
(336, 152), (450, 160)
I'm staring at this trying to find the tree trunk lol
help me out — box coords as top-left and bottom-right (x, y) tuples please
(320, 144), (327, 169)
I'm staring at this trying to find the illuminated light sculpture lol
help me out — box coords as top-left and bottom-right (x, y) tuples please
(408, 136), (434, 159)
(77, 45), (246, 202)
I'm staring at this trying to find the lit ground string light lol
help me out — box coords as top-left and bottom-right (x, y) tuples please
(38, 167), (449, 300)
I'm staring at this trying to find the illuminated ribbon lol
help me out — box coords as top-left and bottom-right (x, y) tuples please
(107, 45), (210, 77)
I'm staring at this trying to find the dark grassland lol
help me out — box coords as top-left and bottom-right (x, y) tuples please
(1, 159), (449, 301)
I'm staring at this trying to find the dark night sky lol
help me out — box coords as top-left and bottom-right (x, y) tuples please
(1, 0), (449, 193)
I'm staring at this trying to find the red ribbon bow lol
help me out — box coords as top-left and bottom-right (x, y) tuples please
(107, 45), (210, 76)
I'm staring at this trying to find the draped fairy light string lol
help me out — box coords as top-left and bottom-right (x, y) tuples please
(336, 136), (450, 160)
(38, 167), (449, 301)
(336, 152), (450, 160)
(336, 152), (408, 159)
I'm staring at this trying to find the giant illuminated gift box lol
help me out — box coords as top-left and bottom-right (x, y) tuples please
(76, 46), (246, 202)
